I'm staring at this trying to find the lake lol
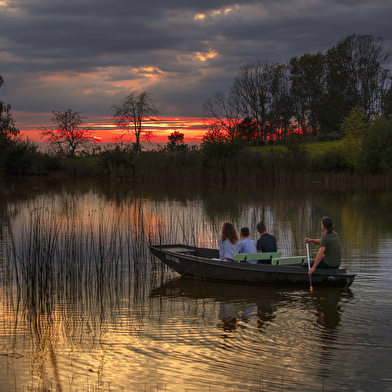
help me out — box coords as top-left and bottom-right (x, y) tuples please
(0, 177), (392, 391)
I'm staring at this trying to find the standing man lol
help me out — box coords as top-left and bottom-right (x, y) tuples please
(256, 221), (277, 253)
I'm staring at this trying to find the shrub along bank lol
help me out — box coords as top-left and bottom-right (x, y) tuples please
(1, 109), (392, 183)
(0, 139), (357, 181)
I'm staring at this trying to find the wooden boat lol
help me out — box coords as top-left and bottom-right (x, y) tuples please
(149, 244), (355, 288)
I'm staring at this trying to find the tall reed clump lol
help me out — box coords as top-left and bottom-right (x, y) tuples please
(1, 198), (211, 312)
(3, 204), (154, 311)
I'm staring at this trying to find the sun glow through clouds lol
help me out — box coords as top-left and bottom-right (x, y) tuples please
(16, 112), (206, 145)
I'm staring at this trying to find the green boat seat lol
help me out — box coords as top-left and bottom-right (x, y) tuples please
(234, 252), (282, 263)
(271, 256), (306, 266)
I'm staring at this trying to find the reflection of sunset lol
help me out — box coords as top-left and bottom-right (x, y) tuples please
(15, 111), (206, 144)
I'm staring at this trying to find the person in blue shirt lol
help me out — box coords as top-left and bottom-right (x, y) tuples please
(238, 227), (258, 264)
(218, 222), (239, 261)
(256, 221), (277, 253)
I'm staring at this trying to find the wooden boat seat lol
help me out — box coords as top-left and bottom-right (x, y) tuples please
(234, 252), (281, 263)
(271, 256), (306, 266)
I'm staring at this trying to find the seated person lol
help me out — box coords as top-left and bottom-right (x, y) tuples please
(218, 222), (239, 262)
(305, 216), (341, 275)
(238, 227), (257, 264)
(256, 221), (277, 264)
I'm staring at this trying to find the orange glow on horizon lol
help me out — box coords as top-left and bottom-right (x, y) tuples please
(15, 112), (206, 145)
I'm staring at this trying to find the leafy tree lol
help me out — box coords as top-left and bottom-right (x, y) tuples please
(40, 109), (94, 157)
(365, 115), (392, 173)
(342, 105), (392, 173)
(265, 63), (294, 140)
(322, 39), (360, 134)
(167, 131), (188, 151)
(341, 105), (369, 172)
(383, 86), (392, 118)
(3, 139), (41, 175)
(0, 75), (19, 141)
(332, 34), (390, 117)
(289, 52), (325, 136)
(111, 90), (160, 153)
(201, 123), (241, 160)
(236, 117), (258, 141)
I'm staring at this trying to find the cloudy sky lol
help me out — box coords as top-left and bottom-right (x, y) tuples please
(1, 0), (391, 142)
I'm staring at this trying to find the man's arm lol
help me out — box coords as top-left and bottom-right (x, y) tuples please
(305, 238), (321, 245)
(308, 246), (326, 275)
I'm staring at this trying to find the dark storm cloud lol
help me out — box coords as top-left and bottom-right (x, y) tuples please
(1, 0), (391, 121)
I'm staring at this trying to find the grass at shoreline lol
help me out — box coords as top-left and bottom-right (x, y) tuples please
(2, 138), (392, 189)
(250, 139), (342, 158)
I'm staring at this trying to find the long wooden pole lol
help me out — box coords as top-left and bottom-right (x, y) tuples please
(306, 242), (313, 292)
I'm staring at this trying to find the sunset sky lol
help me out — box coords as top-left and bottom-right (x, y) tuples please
(1, 0), (391, 145)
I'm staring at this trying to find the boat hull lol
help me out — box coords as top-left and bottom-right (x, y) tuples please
(150, 244), (355, 288)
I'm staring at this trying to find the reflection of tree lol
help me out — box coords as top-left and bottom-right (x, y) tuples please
(4, 177), (392, 260)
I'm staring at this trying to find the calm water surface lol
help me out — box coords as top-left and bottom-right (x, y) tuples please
(0, 177), (392, 391)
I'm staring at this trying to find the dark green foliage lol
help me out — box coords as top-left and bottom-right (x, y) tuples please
(97, 144), (135, 177)
(42, 153), (63, 172)
(384, 86), (392, 118)
(1, 139), (42, 175)
(203, 34), (391, 143)
(364, 117), (392, 174)
(311, 148), (352, 173)
(201, 140), (241, 160)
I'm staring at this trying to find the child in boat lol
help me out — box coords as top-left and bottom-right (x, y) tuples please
(238, 227), (258, 264)
(218, 222), (239, 262)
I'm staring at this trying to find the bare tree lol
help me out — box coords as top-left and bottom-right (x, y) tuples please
(40, 109), (94, 156)
(202, 90), (243, 142)
(111, 90), (160, 152)
(231, 62), (269, 140)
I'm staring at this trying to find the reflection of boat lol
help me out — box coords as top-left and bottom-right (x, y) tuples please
(149, 244), (355, 288)
(151, 277), (351, 333)
(151, 277), (283, 332)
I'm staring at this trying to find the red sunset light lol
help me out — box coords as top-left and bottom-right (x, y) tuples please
(15, 112), (206, 145)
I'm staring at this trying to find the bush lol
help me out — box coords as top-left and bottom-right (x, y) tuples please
(2, 139), (43, 175)
(96, 144), (135, 178)
(201, 141), (241, 160)
(364, 116), (392, 173)
(311, 147), (352, 173)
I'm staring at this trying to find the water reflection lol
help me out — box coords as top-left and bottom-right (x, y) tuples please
(151, 277), (349, 334)
(150, 277), (355, 390)
(151, 278), (281, 332)
(1, 177), (392, 391)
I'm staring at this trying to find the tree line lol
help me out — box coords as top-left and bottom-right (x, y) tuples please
(202, 33), (392, 143)
(1, 33), (392, 177)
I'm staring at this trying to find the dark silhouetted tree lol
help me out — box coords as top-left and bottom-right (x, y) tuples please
(202, 90), (242, 142)
(111, 90), (160, 152)
(40, 109), (94, 157)
(167, 131), (187, 151)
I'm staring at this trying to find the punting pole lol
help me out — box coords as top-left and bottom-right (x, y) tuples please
(306, 242), (313, 292)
